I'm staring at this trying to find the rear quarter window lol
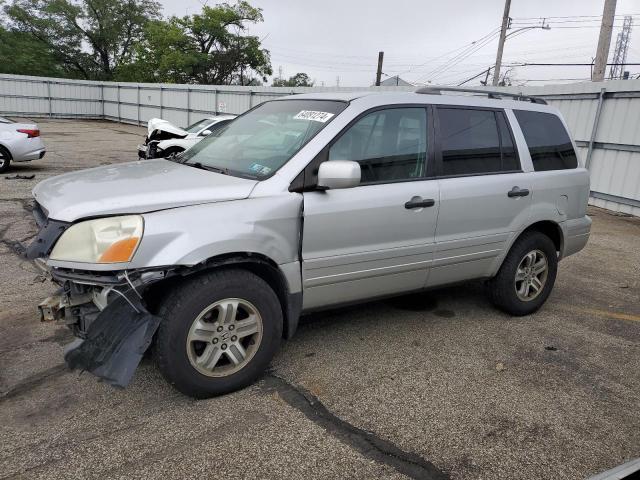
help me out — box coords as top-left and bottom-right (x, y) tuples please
(514, 110), (578, 171)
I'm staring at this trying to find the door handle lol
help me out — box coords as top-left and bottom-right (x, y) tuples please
(508, 186), (530, 198)
(405, 197), (435, 209)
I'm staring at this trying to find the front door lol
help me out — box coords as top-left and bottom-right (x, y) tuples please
(301, 107), (440, 309)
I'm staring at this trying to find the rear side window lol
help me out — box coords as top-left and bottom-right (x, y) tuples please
(437, 108), (519, 176)
(514, 110), (578, 171)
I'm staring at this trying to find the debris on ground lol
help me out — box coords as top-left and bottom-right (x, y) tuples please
(495, 362), (506, 371)
(5, 174), (35, 180)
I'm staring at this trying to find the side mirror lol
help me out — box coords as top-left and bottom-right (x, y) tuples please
(317, 160), (361, 190)
(200, 129), (212, 136)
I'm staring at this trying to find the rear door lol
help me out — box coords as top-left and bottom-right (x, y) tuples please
(301, 106), (440, 309)
(428, 106), (533, 287)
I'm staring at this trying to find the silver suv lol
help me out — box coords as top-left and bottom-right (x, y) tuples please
(28, 88), (591, 398)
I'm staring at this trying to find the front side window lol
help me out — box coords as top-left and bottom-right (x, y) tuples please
(199, 119), (231, 136)
(328, 107), (427, 183)
(184, 118), (213, 133)
(514, 110), (578, 171)
(437, 108), (519, 176)
(180, 100), (347, 179)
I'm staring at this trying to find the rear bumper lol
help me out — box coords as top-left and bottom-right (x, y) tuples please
(562, 215), (592, 258)
(14, 148), (45, 162)
(12, 136), (46, 162)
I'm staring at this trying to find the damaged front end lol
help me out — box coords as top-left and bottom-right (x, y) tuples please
(27, 205), (167, 388)
(138, 118), (188, 159)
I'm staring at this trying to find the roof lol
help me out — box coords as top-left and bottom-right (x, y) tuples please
(273, 91), (376, 102)
(271, 89), (557, 113)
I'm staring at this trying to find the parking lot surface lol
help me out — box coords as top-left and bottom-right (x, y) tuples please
(1, 118), (639, 480)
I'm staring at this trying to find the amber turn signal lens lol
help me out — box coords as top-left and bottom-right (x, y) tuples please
(98, 237), (140, 263)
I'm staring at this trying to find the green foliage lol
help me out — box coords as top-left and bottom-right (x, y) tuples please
(118, 1), (272, 85)
(1, 0), (272, 84)
(3, 0), (161, 79)
(0, 23), (66, 76)
(272, 72), (314, 87)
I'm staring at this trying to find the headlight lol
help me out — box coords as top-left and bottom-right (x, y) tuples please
(50, 215), (144, 264)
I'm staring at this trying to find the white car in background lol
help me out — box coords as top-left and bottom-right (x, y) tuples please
(138, 115), (236, 159)
(0, 116), (46, 173)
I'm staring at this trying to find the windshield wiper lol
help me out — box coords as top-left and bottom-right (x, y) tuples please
(182, 161), (230, 175)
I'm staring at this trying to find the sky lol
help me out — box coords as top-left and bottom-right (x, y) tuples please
(158, 0), (640, 87)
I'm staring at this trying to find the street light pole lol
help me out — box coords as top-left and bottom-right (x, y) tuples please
(492, 22), (551, 86)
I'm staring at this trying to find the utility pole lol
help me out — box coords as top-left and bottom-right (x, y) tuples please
(375, 51), (384, 86)
(492, 0), (512, 86)
(593, 0), (617, 81)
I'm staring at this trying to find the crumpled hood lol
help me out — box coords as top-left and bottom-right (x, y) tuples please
(147, 118), (188, 137)
(33, 159), (258, 222)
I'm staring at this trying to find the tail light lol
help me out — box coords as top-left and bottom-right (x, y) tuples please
(17, 128), (40, 138)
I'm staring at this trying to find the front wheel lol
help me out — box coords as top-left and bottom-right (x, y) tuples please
(488, 231), (558, 316)
(154, 269), (283, 398)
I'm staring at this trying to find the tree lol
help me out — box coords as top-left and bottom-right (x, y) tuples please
(272, 72), (314, 87)
(3, 0), (160, 80)
(0, 23), (65, 77)
(118, 2), (272, 85)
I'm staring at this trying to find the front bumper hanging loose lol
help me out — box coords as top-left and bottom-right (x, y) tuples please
(63, 292), (162, 388)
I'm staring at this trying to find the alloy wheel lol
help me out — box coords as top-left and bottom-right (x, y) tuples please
(186, 298), (263, 377)
(514, 249), (548, 302)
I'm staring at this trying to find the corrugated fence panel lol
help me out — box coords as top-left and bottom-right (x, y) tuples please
(1, 73), (639, 215)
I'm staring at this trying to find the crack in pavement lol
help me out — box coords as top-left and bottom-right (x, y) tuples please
(262, 374), (449, 480)
(0, 364), (69, 401)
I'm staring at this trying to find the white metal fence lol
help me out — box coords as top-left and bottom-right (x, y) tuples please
(1, 73), (639, 216)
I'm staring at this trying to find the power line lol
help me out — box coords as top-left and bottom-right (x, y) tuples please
(416, 28), (501, 83)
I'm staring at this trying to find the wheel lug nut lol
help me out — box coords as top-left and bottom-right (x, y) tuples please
(221, 343), (227, 350)
(212, 338), (218, 344)
(229, 325), (235, 331)
(217, 326), (223, 332)
(231, 335), (237, 341)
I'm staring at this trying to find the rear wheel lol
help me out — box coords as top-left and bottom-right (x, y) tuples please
(154, 269), (282, 398)
(0, 145), (12, 173)
(488, 231), (558, 316)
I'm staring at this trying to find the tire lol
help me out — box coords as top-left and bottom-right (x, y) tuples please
(0, 145), (12, 173)
(488, 231), (558, 316)
(154, 269), (283, 398)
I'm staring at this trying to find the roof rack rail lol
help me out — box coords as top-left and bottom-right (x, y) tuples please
(415, 86), (547, 105)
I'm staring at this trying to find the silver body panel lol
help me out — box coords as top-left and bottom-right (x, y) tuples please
(33, 159), (257, 222)
(34, 91), (591, 314)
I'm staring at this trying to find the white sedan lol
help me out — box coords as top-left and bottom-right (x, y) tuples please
(138, 115), (236, 159)
(0, 116), (46, 173)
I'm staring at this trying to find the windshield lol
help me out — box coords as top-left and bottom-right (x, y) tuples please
(179, 100), (347, 179)
(184, 118), (214, 133)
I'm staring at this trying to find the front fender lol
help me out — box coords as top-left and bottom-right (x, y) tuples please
(134, 194), (302, 268)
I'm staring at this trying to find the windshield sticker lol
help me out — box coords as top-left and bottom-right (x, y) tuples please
(249, 163), (272, 175)
(293, 110), (335, 123)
